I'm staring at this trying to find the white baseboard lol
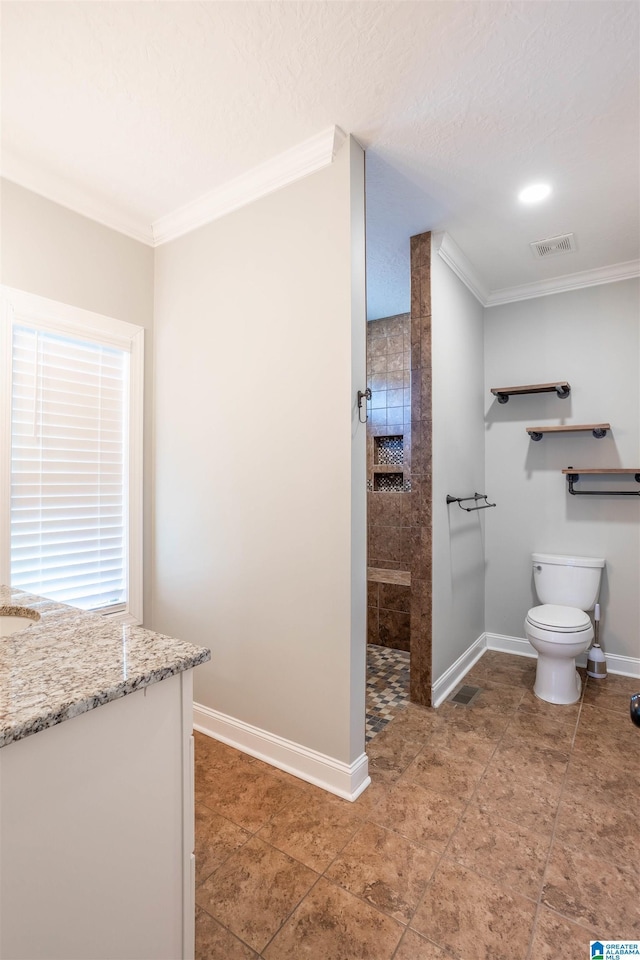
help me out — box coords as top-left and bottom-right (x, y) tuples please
(486, 632), (640, 678)
(193, 702), (370, 802)
(485, 632), (537, 659)
(600, 653), (640, 678)
(431, 633), (487, 707)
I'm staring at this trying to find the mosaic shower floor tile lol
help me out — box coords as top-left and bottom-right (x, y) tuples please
(366, 644), (410, 742)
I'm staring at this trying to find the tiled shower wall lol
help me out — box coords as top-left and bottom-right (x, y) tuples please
(365, 233), (432, 705)
(366, 313), (411, 449)
(366, 313), (412, 651)
(367, 571), (411, 652)
(408, 231), (432, 707)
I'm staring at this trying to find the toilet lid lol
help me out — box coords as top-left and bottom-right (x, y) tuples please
(527, 604), (591, 632)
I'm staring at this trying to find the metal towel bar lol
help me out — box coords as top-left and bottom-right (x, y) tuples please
(565, 471), (640, 497)
(446, 493), (496, 512)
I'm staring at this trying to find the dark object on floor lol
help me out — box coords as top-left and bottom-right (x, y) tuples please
(449, 684), (482, 705)
(631, 693), (640, 728)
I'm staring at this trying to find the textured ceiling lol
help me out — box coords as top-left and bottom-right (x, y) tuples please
(1, 1), (638, 317)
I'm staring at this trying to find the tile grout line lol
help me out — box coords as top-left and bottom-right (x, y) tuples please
(196, 724), (430, 956)
(523, 674), (587, 960)
(253, 706), (460, 959)
(199, 780), (366, 958)
(258, 872), (326, 958)
(263, 674), (582, 960)
(199, 671), (530, 939)
(199, 792), (327, 957)
(394, 694), (529, 958)
(252, 710), (461, 958)
(311, 736), (456, 960)
(195, 760), (323, 955)
(257, 787), (418, 957)
(385, 678), (580, 958)
(385, 697), (521, 960)
(195, 661), (636, 958)
(195, 787), (302, 886)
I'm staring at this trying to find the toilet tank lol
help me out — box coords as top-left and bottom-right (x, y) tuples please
(532, 553), (605, 610)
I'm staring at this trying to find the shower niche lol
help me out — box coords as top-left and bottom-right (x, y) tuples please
(372, 436), (409, 491)
(375, 435), (404, 465)
(373, 472), (405, 492)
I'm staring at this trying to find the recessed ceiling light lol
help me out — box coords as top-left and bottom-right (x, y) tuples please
(518, 183), (552, 204)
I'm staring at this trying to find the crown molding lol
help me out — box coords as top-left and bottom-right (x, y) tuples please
(432, 231), (489, 305)
(151, 125), (347, 246)
(5, 140), (637, 297)
(485, 259), (640, 306)
(433, 231), (640, 308)
(1, 126), (347, 249)
(1, 150), (154, 246)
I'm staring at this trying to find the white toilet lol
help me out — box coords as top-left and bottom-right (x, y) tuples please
(525, 553), (605, 705)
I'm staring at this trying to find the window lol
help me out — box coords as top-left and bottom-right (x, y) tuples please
(1, 288), (144, 623)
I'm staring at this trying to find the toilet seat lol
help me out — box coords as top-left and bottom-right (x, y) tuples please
(526, 604), (590, 633)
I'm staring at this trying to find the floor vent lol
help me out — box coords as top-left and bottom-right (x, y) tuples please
(530, 233), (576, 258)
(448, 684), (481, 705)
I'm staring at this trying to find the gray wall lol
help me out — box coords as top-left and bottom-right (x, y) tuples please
(0, 179), (155, 620)
(431, 243), (486, 680)
(484, 279), (640, 661)
(152, 138), (367, 764)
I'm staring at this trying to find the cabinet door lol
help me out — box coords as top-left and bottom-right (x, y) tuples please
(0, 674), (188, 960)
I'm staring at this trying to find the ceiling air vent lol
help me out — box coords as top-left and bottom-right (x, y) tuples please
(530, 233), (577, 259)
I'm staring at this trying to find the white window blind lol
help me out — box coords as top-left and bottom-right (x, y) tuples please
(10, 324), (130, 612)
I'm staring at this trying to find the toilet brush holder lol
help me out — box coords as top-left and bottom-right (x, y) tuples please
(587, 643), (607, 678)
(587, 603), (607, 679)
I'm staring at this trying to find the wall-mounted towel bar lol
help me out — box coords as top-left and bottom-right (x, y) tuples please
(446, 493), (496, 512)
(563, 468), (640, 497)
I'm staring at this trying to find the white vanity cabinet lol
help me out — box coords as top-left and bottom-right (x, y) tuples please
(0, 670), (196, 960)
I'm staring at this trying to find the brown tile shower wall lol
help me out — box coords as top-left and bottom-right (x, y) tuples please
(366, 313), (412, 444)
(366, 313), (412, 651)
(366, 312), (411, 567)
(409, 232), (432, 707)
(367, 569), (411, 652)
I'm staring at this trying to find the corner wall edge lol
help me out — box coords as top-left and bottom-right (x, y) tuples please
(193, 702), (370, 801)
(433, 232), (490, 306)
(431, 633), (487, 707)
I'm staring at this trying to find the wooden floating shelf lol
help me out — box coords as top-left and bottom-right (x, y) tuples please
(561, 468), (639, 474)
(527, 423), (610, 441)
(491, 381), (570, 404)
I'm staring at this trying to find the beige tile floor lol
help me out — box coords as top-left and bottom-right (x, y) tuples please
(194, 651), (640, 960)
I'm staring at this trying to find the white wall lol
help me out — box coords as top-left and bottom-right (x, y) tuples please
(484, 279), (640, 663)
(431, 241), (486, 681)
(152, 138), (367, 770)
(0, 179), (155, 619)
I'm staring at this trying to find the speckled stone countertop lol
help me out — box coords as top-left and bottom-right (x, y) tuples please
(0, 585), (211, 749)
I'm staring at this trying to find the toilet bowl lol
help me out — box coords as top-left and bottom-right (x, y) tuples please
(525, 604), (593, 704)
(524, 554), (605, 705)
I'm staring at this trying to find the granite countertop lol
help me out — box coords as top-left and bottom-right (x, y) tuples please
(0, 585), (211, 749)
